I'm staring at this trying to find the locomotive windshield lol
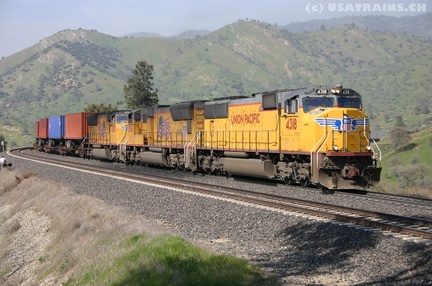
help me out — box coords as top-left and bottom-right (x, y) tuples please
(115, 114), (128, 124)
(337, 96), (362, 109)
(302, 97), (334, 112)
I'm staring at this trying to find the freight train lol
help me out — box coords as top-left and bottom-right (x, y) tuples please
(35, 84), (382, 191)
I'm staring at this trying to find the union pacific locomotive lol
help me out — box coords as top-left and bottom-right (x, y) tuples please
(35, 85), (381, 191)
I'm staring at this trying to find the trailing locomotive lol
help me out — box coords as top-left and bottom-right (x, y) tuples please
(35, 85), (381, 191)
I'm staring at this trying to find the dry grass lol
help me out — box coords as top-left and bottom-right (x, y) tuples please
(376, 181), (432, 199)
(0, 168), (274, 286)
(0, 168), (167, 285)
(389, 186), (432, 199)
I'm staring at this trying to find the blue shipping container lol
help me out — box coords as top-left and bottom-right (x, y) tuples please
(48, 115), (65, 139)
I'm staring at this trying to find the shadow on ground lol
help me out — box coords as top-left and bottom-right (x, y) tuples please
(254, 221), (432, 285)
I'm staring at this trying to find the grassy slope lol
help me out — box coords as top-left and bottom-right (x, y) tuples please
(378, 125), (432, 197)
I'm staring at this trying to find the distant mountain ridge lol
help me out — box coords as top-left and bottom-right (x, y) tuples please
(282, 13), (432, 39)
(124, 29), (211, 39)
(124, 32), (165, 38)
(169, 29), (211, 39)
(0, 14), (431, 147)
(123, 13), (432, 40)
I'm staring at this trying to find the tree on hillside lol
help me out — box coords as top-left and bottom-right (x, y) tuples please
(84, 103), (117, 112)
(389, 115), (411, 151)
(421, 104), (430, 115)
(394, 115), (406, 127)
(124, 61), (159, 109)
(0, 134), (7, 152)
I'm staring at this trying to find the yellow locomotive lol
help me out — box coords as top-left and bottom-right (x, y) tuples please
(84, 84), (381, 191)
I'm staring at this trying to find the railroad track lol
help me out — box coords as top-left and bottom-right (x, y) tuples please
(9, 148), (432, 242)
(333, 189), (432, 209)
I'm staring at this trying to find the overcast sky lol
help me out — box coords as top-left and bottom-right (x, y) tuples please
(0, 0), (429, 58)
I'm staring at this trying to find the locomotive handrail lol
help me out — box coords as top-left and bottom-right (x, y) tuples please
(370, 137), (382, 165)
(116, 123), (128, 162)
(311, 124), (330, 172)
(362, 118), (382, 165)
(200, 129), (277, 152)
(315, 130), (333, 169)
(362, 118), (369, 149)
(184, 132), (199, 169)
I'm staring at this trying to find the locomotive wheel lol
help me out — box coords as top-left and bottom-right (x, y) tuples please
(300, 178), (310, 188)
(284, 176), (293, 185)
(317, 183), (334, 194)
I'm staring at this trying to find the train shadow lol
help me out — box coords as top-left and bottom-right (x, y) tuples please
(252, 221), (432, 284)
(230, 175), (280, 187)
(339, 189), (368, 195)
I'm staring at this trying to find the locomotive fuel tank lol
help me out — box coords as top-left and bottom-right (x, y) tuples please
(220, 157), (274, 178)
(91, 147), (112, 160)
(140, 151), (168, 166)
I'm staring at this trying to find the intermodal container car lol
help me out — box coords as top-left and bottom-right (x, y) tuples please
(37, 118), (49, 139)
(64, 112), (92, 140)
(48, 115), (65, 139)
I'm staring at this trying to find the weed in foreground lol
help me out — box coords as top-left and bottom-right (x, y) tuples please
(64, 234), (276, 286)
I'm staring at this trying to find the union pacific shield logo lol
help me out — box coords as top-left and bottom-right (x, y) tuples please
(342, 116), (351, 131)
(314, 117), (369, 132)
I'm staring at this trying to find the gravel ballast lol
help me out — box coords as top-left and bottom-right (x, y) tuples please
(4, 153), (432, 285)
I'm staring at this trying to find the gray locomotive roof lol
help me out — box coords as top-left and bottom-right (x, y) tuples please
(203, 85), (360, 106)
(204, 87), (314, 106)
(254, 87), (315, 102)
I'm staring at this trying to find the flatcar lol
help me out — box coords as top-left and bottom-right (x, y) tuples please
(35, 84), (381, 191)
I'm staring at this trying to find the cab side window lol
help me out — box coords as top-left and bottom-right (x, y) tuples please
(285, 98), (298, 114)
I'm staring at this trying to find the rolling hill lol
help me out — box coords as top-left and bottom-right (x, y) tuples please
(0, 17), (431, 147)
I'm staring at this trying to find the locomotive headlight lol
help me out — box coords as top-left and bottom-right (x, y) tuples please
(333, 145), (339, 151)
(366, 145), (372, 151)
(331, 88), (341, 94)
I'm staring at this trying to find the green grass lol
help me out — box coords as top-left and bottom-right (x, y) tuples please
(377, 125), (432, 197)
(64, 234), (275, 286)
(380, 126), (432, 169)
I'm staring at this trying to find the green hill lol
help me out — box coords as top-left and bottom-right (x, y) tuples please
(378, 125), (432, 197)
(0, 20), (431, 148)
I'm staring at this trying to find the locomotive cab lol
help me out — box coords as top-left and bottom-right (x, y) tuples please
(299, 85), (381, 189)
